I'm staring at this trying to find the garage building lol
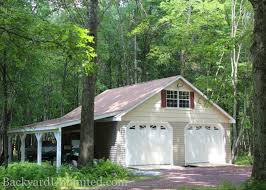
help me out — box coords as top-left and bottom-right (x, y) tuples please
(8, 76), (235, 168)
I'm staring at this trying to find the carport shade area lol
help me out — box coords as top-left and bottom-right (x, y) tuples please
(7, 119), (118, 169)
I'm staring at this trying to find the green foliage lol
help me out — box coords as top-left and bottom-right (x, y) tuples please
(0, 161), (130, 190)
(59, 159), (130, 181)
(235, 155), (253, 166)
(0, 0), (96, 127)
(180, 183), (237, 190)
(0, 0), (255, 160)
(0, 162), (57, 190)
(179, 181), (266, 190)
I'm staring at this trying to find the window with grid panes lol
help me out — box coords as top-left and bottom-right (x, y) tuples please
(166, 90), (190, 108)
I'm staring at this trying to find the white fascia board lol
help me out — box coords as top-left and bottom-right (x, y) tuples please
(8, 112), (121, 134)
(94, 111), (122, 121)
(8, 119), (81, 134)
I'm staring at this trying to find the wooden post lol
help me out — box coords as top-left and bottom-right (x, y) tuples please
(20, 134), (26, 162)
(54, 129), (62, 169)
(35, 133), (43, 165)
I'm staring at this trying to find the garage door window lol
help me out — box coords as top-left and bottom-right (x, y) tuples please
(129, 126), (135, 130)
(150, 125), (157, 129)
(139, 125), (146, 129)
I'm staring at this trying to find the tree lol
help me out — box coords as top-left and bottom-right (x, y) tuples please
(79, 0), (99, 166)
(249, 0), (266, 181)
(0, 0), (95, 165)
(230, 0), (251, 162)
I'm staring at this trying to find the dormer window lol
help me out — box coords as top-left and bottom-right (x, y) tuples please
(166, 90), (190, 108)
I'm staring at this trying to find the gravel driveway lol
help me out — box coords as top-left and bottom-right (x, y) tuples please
(97, 166), (252, 190)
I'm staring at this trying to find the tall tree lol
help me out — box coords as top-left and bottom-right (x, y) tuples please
(230, 0), (249, 162)
(0, 49), (10, 167)
(249, 0), (266, 181)
(79, 0), (98, 166)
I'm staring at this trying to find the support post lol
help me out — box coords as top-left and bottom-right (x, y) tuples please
(20, 134), (26, 162)
(35, 133), (43, 165)
(54, 129), (62, 169)
(8, 135), (12, 163)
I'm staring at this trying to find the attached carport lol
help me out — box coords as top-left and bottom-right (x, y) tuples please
(7, 118), (80, 169)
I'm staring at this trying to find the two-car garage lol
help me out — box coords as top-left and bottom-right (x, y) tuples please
(125, 122), (226, 166)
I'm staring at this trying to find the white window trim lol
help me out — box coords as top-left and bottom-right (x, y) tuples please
(166, 90), (190, 108)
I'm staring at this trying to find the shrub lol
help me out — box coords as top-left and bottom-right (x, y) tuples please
(0, 162), (57, 190)
(0, 160), (130, 190)
(235, 155), (253, 166)
(241, 180), (266, 190)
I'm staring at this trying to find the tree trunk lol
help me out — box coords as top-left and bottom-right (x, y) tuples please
(1, 50), (10, 167)
(249, 0), (266, 180)
(78, 0), (98, 166)
(60, 60), (68, 116)
(134, 35), (138, 84)
(180, 50), (186, 76)
(230, 0), (245, 162)
(116, 4), (129, 85)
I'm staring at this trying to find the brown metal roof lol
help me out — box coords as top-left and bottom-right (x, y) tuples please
(17, 76), (178, 129)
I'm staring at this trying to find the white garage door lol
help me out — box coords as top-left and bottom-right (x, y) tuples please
(185, 124), (226, 165)
(126, 122), (173, 166)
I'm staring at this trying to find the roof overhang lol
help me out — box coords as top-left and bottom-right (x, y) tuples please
(8, 111), (123, 134)
(8, 119), (81, 134)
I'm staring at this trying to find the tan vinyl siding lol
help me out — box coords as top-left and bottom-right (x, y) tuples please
(122, 80), (230, 123)
(169, 122), (188, 165)
(110, 121), (128, 166)
(222, 123), (232, 163)
(94, 121), (127, 166)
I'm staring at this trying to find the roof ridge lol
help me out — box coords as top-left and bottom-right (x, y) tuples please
(104, 75), (179, 92)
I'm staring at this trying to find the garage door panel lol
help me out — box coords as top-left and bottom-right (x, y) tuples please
(126, 122), (172, 166)
(185, 124), (226, 164)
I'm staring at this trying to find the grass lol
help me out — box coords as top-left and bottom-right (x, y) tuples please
(235, 155), (253, 166)
(0, 160), (135, 190)
(179, 181), (266, 190)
